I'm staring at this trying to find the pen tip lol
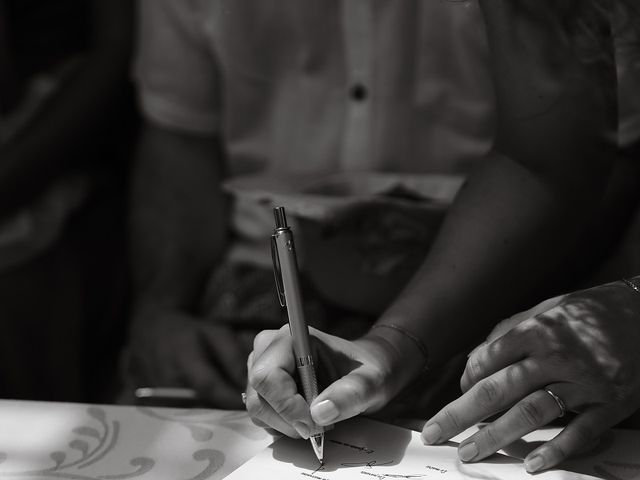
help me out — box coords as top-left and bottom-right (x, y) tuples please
(310, 433), (324, 465)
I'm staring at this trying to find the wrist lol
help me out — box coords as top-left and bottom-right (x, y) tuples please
(357, 323), (428, 396)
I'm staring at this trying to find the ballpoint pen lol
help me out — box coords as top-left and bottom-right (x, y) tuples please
(271, 206), (324, 465)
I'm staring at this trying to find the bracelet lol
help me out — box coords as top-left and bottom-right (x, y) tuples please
(622, 277), (640, 294)
(370, 324), (429, 370)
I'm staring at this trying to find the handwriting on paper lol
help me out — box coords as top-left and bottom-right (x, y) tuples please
(330, 440), (374, 455)
(225, 416), (615, 480)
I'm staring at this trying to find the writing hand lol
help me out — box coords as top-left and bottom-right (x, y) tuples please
(421, 281), (640, 472)
(245, 325), (424, 438)
(128, 307), (249, 409)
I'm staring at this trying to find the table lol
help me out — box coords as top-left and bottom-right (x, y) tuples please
(0, 400), (272, 480)
(0, 400), (637, 480)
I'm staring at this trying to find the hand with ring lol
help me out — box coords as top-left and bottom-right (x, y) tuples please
(422, 279), (640, 473)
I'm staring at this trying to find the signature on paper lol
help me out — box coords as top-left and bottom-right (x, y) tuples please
(341, 460), (394, 468)
(302, 460), (418, 480)
(424, 465), (448, 474)
(301, 459), (446, 480)
(301, 436), (448, 480)
(359, 472), (426, 480)
(330, 440), (375, 455)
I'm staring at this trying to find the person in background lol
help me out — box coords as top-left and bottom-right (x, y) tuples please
(0, 0), (133, 401)
(126, 0), (495, 408)
(127, 0), (626, 423)
(247, 0), (640, 473)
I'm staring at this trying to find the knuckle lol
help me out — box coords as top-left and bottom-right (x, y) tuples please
(571, 423), (595, 445)
(252, 329), (276, 352)
(518, 398), (545, 428)
(544, 441), (569, 465)
(361, 369), (385, 395)
(521, 317), (549, 342)
(517, 316), (539, 333)
(535, 310), (558, 328)
(272, 395), (300, 419)
(480, 426), (501, 451)
(366, 368), (387, 394)
(548, 344), (571, 365)
(442, 407), (463, 432)
(504, 363), (527, 385)
(248, 364), (274, 395)
(245, 395), (268, 420)
(346, 374), (373, 406)
(464, 356), (483, 385)
(475, 378), (504, 409)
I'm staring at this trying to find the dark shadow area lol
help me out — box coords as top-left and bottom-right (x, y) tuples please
(272, 418), (413, 473)
(0, 0), (137, 403)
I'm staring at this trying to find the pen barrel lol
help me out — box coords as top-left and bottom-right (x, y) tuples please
(297, 361), (319, 405)
(273, 229), (313, 358)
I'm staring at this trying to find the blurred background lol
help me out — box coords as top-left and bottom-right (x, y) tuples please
(0, 0), (135, 402)
(0, 0), (639, 407)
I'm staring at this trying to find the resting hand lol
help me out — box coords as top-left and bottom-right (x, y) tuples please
(128, 306), (250, 408)
(422, 280), (640, 472)
(245, 325), (424, 439)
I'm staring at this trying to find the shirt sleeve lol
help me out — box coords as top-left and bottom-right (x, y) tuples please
(133, 0), (220, 135)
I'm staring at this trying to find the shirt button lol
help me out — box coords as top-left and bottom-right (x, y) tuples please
(349, 83), (368, 101)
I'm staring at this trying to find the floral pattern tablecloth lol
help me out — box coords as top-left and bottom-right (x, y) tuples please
(0, 400), (638, 480)
(0, 400), (273, 480)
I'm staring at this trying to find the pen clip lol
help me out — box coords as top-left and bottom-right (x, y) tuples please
(271, 234), (286, 307)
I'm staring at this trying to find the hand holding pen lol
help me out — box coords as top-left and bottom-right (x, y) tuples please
(244, 207), (429, 463)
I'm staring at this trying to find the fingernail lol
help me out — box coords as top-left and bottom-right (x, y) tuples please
(310, 400), (339, 425)
(421, 423), (442, 444)
(459, 442), (479, 462)
(293, 421), (310, 439)
(525, 455), (545, 473)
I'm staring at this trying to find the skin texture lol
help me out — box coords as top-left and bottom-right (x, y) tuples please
(422, 279), (640, 472)
(246, 0), (618, 439)
(245, 325), (427, 437)
(130, 1), (618, 415)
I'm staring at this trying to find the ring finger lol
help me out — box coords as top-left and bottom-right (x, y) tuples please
(456, 384), (578, 462)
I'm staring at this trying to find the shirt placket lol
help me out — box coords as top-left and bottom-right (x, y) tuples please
(340, 0), (374, 171)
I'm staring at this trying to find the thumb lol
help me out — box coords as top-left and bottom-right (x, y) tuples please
(309, 370), (384, 426)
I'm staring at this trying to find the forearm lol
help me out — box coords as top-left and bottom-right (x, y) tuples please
(130, 124), (229, 317)
(0, 0), (132, 218)
(374, 0), (617, 370)
(379, 153), (609, 369)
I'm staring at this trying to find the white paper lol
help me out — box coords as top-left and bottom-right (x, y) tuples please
(225, 417), (598, 480)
